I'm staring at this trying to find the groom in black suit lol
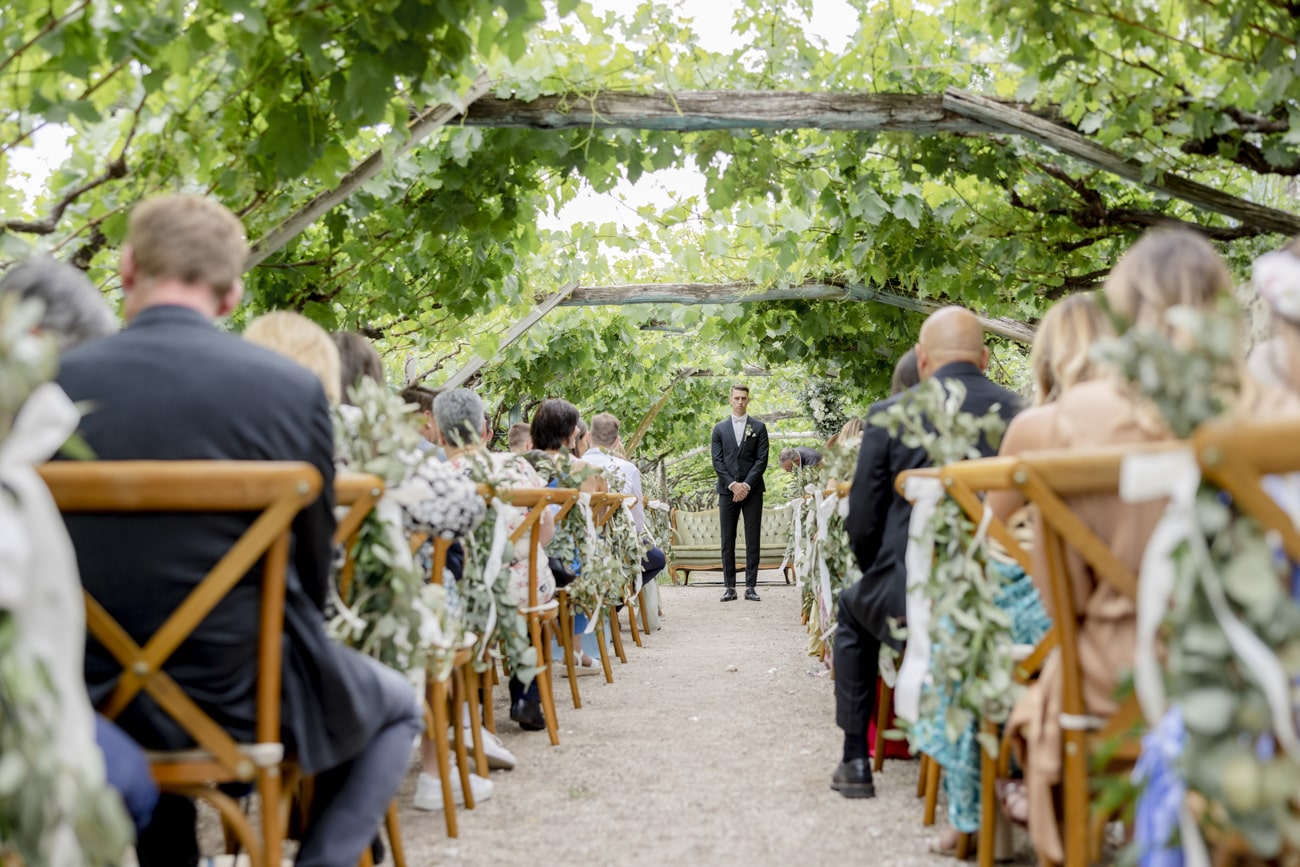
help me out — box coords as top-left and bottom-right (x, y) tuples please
(711, 384), (769, 602)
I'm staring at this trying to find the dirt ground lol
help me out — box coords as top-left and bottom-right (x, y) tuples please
(380, 571), (1028, 867)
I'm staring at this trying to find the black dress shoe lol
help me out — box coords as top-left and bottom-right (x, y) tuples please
(830, 758), (876, 798)
(510, 698), (546, 731)
(720, 588), (738, 602)
(744, 588), (761, 601)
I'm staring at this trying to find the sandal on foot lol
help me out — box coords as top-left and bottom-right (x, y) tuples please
(927, 829), (964, 857)
(995, 779), (1029, 828)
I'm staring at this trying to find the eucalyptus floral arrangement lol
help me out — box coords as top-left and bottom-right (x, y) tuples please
(529, 452), (626, 617)
(794, 437), (864, 659)
(1098, 302), (1300, 858)
(457, 451), (546, 685)
(0, 295), (133, 865)
(869, 378), (1018, 749)
(331, 376), (480, 678)
(799, 378), (849, 440)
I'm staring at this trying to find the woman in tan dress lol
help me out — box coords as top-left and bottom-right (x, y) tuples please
(1005, 230), (1236, 864)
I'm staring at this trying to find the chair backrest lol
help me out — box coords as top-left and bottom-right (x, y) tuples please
(490, 486), (580, 609)
(334, 472), (385, 599)
(590, 492), (634, 531)
(670, 508), (716, 546)
(759, 505), (793, 544)
(39, 461), (322, 782)
(1196, 417), (1300, 560)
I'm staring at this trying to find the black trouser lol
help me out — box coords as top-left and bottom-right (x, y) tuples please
(833, 579), (882, 734)
(718, 490), (763, 588)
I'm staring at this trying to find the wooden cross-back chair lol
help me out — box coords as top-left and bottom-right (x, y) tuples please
(889, 465), (1056, 862)
(1008, 443), (1178, 867)
(548, 489), (599, 710)
(588, 492), (638, 683)
(404, 526), (484, 839)
(330, 474), (415, 863)
(937, 458), (1059, 867)
(472, 486), (579, 747)
(39, 461), (321, 867)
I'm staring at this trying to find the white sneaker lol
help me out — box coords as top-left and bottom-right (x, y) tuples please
(413, 769), (494, 811)
(478, 728), (519, 771)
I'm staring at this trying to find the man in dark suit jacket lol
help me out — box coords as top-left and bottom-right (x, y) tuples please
(830, 308), (1020, 798)
(711, 384), (769, 602)
(57, 195), (420, 867)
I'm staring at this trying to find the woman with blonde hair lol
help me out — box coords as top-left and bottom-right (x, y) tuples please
(244, 311), (342, 404)
(1248, 235), (1300, 393)
(1004, 230), (1234, 864)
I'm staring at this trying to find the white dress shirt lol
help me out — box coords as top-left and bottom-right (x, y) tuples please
(731, 413), (748, 446)
(583, 446), (646, 533)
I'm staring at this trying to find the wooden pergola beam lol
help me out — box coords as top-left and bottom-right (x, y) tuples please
(458, 91), (1027, 133)
(558, 281), (1036, 344)
(942, 88), (1300, 238)
(440, 282), (576, 389)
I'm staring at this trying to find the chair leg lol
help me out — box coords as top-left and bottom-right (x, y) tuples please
(465, 665), (488, 777)
(626, 595), (643, 648)
(639, 587), (652, 634)
(873, 676), (892, 773)
(385, 800), (408, 867)
(956, 833), (973, 859)
(358, 848), (375, 867)
(1063, 731), (1090, 867)
(978, 722), (998, 867)
(259, 757), (283, 867)
(450, 667), (475, 810)
(482, 660), (496, 735)
(558, 595), (582, 709)
(923, 756), (942, 826)
(427, 678), (457, 837)
(609, 605), (628, 664)
(917, 754), (930, 798)
(594, 616), (614, 683)
(530, 615), (561, 746)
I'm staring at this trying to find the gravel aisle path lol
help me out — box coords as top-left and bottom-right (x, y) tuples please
(391, 573), (966, 866)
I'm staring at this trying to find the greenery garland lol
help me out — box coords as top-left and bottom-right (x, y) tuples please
(869, 379), (1017, 748)
(331, 377), (475, 678)
(1097, 304), (1300, 857)
(0, 295), (132, 866)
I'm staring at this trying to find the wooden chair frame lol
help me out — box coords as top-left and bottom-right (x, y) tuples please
(589, 492), (639, 683)
(40, 461), (322, 867)
(1007, 443), (1174, 867)
(474, 487), (579, 747)
(332, 474), (412, 863)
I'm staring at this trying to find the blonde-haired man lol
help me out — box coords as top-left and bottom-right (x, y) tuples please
(57, 195), (420, 867)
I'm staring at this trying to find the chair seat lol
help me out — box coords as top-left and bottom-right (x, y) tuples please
(146, 742), (286, 783)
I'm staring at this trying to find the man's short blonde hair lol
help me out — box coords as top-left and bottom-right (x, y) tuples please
(127, 195), (247, 297)
(244, 311), (341, 404)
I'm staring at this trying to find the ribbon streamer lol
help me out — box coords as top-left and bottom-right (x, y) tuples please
(894, 475), (945, 725)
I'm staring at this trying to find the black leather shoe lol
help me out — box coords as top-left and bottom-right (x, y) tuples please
(720, 588), (738, 602)
(510, 698), (546, 731)
(744, 588), (761, 601)
(830, 758), (876, 798)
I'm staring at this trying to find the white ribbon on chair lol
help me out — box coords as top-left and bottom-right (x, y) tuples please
(472, 497), (513, 661)
(0, 383), (102, 866)
(893, 474), (944, 725)
(1122, 447), (1300, 867)
(812, 488), (841, 642)
(577, 492), (600, 633)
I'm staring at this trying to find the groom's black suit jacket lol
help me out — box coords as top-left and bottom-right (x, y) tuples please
(711, 416), (769, 495)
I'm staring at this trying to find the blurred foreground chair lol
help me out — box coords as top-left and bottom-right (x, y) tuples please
(40, 461), (320, 867)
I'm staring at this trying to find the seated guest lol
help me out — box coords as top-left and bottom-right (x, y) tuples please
(0, 255), (118, 350)
(243, 311), (342, 402)
(1248, 235), (1300, 393)
(574, 417), (591, 458)
(333, 330), (384, 402)
(923, 294), (1108, 853)
(530, 398), (607, 674)
(57, 195), (421, 867)
(583, 412), (667, 593)
(890, 347), (920, 395)
(400, 384), (444, 456)
(778, 445), (822, 473)
(1004, 230), (1234, 864)
(835, 307), (1020, 800)
(507, 422), (532, 454)
(435, 388), (558, 732)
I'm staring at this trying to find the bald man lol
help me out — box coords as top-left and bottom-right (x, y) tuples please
(830, 307), (1020, 799)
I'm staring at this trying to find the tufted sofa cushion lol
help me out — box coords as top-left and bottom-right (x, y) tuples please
(669, 506), (795, 583)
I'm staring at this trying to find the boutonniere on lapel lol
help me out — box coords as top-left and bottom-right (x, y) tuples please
(744, 427), (755, 440)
